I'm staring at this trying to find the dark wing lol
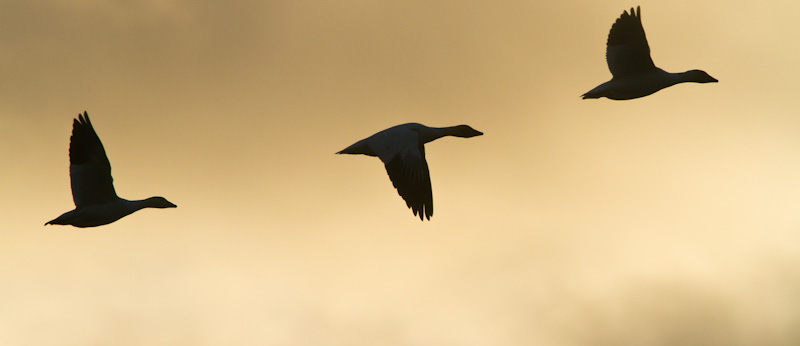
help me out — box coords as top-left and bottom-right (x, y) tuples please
(383, 143), (433, 221)
(69, 112), (118, 207)
(605, 6), (657, 77)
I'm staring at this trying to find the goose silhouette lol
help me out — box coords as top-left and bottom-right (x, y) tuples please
(46, 112), (176, 227)
(337, 123), (483, 221)
(582, 6), (717, 100)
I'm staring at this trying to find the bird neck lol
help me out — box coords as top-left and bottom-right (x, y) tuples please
(670, 70), (703, 84)
(418, 126), (462, 143)
(126, 198), (157, 211)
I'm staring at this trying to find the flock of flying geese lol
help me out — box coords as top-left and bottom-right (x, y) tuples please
(45, 7), (717, 227)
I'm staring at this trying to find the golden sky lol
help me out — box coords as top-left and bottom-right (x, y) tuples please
(2, 0), (800, 345)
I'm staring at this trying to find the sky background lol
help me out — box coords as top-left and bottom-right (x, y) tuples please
(2, 0), (800, 345)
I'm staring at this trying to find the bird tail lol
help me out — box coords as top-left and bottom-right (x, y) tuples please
(336, 139), (376, 156)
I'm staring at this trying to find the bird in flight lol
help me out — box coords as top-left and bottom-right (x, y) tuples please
(46, 112), (176, 227)
(337, 123), (483, 221)
(582, 6), (717, 100)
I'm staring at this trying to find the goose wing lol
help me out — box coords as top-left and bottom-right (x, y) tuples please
(606, 6), (657, 78)
(69, 112), (118, 208)
(369, 127), (432, 221)
(382, 142), (433, 221)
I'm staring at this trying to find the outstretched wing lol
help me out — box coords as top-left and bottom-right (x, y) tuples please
(606, 6), (657, 78)
(69, 112), (118, 207)
(382, 142), (433, 221)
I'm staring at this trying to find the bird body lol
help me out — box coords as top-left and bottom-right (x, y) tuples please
(338, 123), (482, 221)
(46, 197), (174, 228)
(46, 112), (176, 228)
(582, 6), (717, 100)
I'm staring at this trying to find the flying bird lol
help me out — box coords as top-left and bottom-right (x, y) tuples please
(337, 123), (483, 221)
(46, 112), (176, 227)
(581, 6), (717, 100)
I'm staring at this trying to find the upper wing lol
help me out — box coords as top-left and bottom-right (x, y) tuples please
(69, 112), (118, 207)
(382, 142), (433, 221)
(605, 6), (657, 78)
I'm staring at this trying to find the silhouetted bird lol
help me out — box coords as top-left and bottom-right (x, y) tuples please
(337, 123), (483, 221)
(582, 6), (717, 100)
(46, 112), (176, 227)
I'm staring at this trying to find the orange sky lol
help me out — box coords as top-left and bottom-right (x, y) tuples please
(2, 1), (800, 345)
